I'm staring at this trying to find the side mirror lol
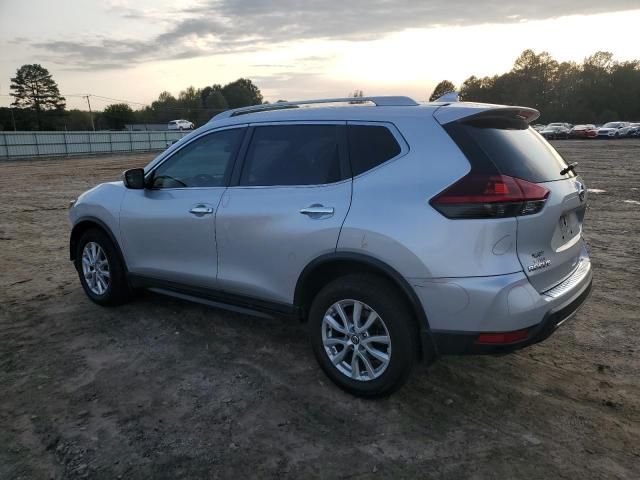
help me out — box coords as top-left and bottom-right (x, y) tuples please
(123, 168), (146, 189)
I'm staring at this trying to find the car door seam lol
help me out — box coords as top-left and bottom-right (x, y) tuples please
(213, 188), (228, 282)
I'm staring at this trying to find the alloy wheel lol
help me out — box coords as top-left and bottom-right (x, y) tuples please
(321, 299), (392, 381)
(81, 242), (110, 295)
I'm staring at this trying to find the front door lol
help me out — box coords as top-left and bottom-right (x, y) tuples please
(119, 127), (245, 288)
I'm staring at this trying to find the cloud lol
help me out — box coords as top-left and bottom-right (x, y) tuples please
(24, 0), (640, 70)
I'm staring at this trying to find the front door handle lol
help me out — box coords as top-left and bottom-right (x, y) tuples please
(189, 205), (214, 215)
(300, 205), (335, 217)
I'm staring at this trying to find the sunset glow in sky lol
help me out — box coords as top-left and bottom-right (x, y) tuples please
(1, 0), (639, 110)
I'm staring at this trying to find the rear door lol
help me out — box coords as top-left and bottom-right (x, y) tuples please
(215, 122), (351, 304)
(441, 111), (588, 292)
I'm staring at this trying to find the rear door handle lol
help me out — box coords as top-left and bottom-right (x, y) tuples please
(189, 205), (214, 215)
(300, 205), (334, 217)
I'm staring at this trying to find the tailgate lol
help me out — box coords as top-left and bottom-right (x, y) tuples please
(437, 105), (588, 293)
(516, 176), (587, 292)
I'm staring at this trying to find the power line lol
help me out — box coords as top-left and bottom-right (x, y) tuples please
(2, 92), (227, 111)
(89, 94), (149, 107)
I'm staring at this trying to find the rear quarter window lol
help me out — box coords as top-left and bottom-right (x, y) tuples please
(444, 120), (573, 182)
(347, 125), (401, 176)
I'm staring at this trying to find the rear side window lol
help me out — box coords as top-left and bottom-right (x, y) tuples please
(240, 124), (343, 186)
(347, 125), (401, 176)
(444, 120), (573, 182)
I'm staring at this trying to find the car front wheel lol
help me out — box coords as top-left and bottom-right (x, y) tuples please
(308, 274), (418, 397)
(75, 228), (130, 306)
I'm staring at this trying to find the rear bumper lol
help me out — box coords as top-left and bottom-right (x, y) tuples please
(430, 276), (592, 355)
(412, 250), (593, 356)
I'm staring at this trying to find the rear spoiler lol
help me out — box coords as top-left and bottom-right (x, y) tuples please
(434, 104), (540, 126)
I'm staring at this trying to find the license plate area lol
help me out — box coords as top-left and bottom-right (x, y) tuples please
(553, 212), (581, 250)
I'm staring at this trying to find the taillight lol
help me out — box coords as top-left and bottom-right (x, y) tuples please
(430, 173), (550, 219)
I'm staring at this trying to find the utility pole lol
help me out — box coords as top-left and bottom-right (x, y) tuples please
(84, 94), (95, 131)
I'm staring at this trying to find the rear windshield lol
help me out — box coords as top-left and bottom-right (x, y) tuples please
(444, 120), (573, 182)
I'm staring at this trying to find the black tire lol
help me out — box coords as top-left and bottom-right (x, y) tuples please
(75, 228), (130, 306)
(308, 274), (418, 397)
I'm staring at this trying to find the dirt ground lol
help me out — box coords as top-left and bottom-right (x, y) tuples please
(1, 140), (639, 479)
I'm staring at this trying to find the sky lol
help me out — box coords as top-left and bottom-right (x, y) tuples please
(1, 0), (639, 111)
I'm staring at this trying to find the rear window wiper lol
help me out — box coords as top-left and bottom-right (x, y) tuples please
(560, 162), (578, 176)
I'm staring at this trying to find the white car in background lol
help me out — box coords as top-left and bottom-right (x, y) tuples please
(168, 119), (194, 131)
(597, 122), (630, 138)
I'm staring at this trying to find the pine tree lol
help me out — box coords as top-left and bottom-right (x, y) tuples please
(429, 80), (457, 102)
(10, 64), (66, 127)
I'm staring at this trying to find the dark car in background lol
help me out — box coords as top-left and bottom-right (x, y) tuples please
(541, 124), (571, 139)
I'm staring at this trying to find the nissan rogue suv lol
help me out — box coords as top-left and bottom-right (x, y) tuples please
(69, 96), (593, 397)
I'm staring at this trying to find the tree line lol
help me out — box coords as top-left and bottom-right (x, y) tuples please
(430, 49), (640, 123)
(3, 51), (639, 131)
(0, 64), (264, 131)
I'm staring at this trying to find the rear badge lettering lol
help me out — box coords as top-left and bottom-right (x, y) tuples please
(528, 258), (551, 272)
(528, 251), (551, 272)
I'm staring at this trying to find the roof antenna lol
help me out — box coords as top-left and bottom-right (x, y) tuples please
(435, 92), (460, 102)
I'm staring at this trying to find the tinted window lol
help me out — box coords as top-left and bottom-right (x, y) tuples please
(348, 125), (401, 176)
(152, 128), (243, 188)
(444, 121), (572, 182)
(240, 125), (343, 186)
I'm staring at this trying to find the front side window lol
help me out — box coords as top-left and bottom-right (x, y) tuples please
(240, 124), (344, 186)
(151, 128), (244, 188)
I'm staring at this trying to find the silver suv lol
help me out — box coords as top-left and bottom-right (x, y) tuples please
(69, 96), (593, 396)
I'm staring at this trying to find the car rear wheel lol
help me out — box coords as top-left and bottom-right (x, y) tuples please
(75, 228), (130, 306)
(308, 274), (418, 397)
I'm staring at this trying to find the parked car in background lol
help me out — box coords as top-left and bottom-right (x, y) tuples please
(541, 124), (571, 139)
(68, 95), (592, 397)
(547, 122), (573, 130)
(597, 122), (630, 138)
(627, 123), (640, 137)
(532, 124), (546, 132)
(569, 124), (598, 139)
(168, 119), (194, 131)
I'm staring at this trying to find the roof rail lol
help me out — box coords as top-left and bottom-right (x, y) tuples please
(211, 96), (419, 121)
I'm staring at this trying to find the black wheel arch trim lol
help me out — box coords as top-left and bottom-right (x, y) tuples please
(70, 216), (128, 273)
(294, 251), (438, 360)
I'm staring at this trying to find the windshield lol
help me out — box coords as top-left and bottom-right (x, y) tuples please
(603, 122), (624, 128)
